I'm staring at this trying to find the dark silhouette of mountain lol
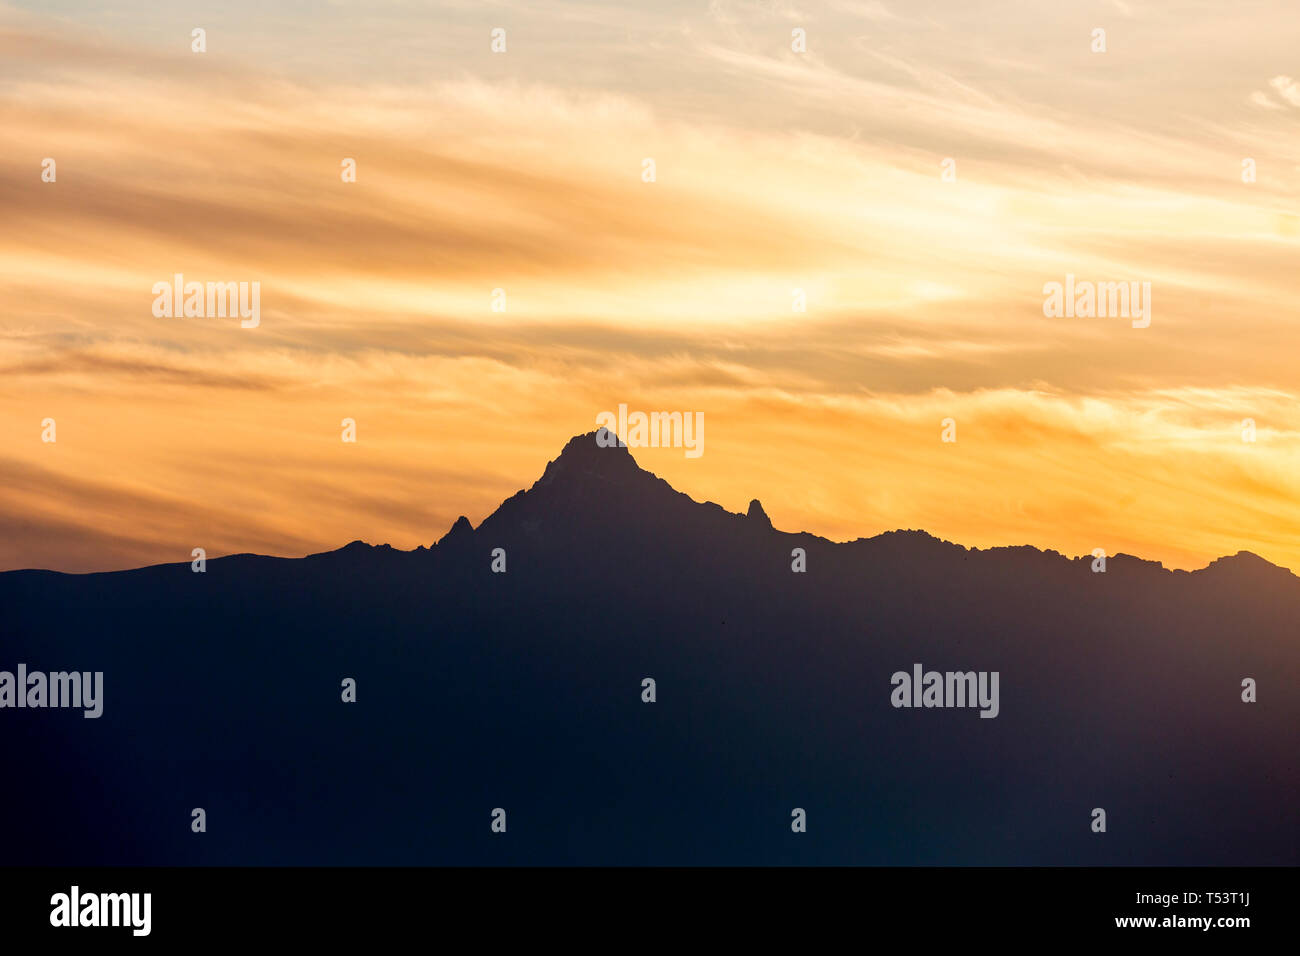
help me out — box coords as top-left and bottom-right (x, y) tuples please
(0, 429), (1296, 865)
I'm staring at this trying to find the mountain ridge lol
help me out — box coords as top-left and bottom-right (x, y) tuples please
(6, 429), (1292, 583)
(1, 429), (1295, 866)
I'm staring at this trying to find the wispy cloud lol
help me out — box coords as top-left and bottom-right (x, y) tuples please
(2, 2), (1299, 572)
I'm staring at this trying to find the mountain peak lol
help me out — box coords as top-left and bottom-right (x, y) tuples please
(436, 515), (474, 548)
(534, 429), (643, 489)
(1197, 550), (1294, 581)
(746, 498), (773, 529)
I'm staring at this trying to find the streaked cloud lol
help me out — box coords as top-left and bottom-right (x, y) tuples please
(2, 1), (1298, 572)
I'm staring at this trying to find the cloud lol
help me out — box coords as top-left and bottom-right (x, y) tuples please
(1250, 90), (1284, 110)
(3, 5), (1300, 574)
(1269, 75), (1300, 106)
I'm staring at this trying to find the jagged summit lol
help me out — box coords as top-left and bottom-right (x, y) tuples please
(277, 434), (1300, 585)
(405, 434), (1298, 581)
(533, 428), (643, 489)
(437, 515), (474, 547)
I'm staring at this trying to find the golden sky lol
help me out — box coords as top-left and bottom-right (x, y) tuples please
(2, 0), (1299, 572)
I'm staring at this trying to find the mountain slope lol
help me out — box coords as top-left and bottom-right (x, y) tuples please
(0, 430), (1296, 865)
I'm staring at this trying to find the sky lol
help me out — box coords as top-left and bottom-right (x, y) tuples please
(1, 0), (1298, 573)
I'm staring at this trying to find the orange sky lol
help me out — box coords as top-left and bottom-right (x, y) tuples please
(2, 1), (1299, 573)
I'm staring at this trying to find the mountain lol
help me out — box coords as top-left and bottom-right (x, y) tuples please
(0, 429), (1296, 865)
